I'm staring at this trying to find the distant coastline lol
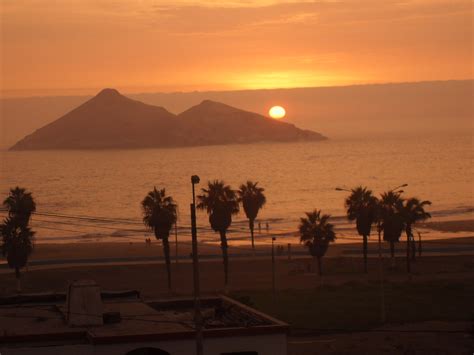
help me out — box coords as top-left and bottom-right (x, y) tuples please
(2, 80), (472, 149)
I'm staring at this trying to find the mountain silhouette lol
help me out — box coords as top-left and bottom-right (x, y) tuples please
(10, 89), (326, 150)
(176, 100), (325, 146)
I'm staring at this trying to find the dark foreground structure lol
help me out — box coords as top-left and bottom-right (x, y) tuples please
(0, 281), (288, 355)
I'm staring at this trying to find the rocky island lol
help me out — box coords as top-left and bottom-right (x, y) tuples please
(10, 89), (326, 150)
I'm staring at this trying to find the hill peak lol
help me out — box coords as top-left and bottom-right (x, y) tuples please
(199, 99), (220, 105)
(96, 88), (121, 98)
(182, 99), (240, 115)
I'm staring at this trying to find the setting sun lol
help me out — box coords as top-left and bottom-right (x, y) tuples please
(269, 106), (286, 119)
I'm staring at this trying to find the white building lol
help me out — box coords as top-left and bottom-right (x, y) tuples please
(0, 281), (288, 355)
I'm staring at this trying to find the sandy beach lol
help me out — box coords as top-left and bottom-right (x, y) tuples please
(19, 233), (474, 265)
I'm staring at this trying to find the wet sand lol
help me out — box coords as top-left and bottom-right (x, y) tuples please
(422, 219), (474, 232)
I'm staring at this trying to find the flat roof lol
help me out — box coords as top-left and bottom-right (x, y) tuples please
(0, 292), (288, 346)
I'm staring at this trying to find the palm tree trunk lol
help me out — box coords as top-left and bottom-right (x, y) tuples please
(377, 225), (386, 323)
(363, 235), (368, 273)
(390, 241), (395, 268)
(219, 230), (229, 286)
(15, 267), (21, 293)
(418, 232), (422, 257)
(378, 226), (382, 259)
(162, 236), (172, 291)
(317, 256), (322, 277)
(411, 236), (416, 261)
(406, 228), (411, 273)
(249, 219), (255, 250)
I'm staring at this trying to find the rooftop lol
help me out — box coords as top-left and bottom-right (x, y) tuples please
(0, 290), (287, 346)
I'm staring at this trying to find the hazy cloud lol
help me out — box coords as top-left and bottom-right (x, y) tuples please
(1, 0), (472, 96)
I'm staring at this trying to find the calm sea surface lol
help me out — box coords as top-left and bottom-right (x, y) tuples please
(0, 132), (472, 245)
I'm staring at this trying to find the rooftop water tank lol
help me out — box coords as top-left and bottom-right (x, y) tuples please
(66, 280), (103, 327)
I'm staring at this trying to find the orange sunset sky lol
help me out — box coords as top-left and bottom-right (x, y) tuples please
(0, 0), (472, 97)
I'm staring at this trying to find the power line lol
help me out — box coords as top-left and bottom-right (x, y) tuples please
(0, 211), (298, 237)
(31, 217), (146, 233)
(0, 209), (393, 245)
(0, 209), (145, 226)
(0, 208), (300, 233)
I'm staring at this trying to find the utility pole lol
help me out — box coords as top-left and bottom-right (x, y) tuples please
(190, 175), (203, 355)
(175, 208), (179, 265)
(271, 237), (276, 302)
(418, 231), (422, 257)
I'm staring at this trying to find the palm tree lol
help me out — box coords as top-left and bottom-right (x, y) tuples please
(400, 198), (431, 272)
(1, 187), (36, 292)
(3, 187), (36, 227)
(344, 186), (377, 273)
(197, 180), (239, 287)
(141, 187), (177, 291)
(299, 210), (336, 277)
(237, 181), (266, 250)
(1, 217), (35, 292)
(379, 191), (405, 268)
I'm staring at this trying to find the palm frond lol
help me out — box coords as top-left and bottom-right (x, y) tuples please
(237, 180), (266, 220)
(141, 187), (177, 239)
(298, 209), (336, 257)
(3, 186), (36, 227)
(197, 180), (239, 215)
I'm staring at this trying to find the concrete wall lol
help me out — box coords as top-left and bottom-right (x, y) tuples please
(0, 333), (287, 355)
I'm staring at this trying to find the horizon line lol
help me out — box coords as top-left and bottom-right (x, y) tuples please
(1, 78), (472, 100)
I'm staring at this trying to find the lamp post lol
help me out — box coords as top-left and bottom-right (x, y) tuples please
(175, 207), (179, 265)
(272, 237), (276, 307)
(190, 175), (203, 355)
(271, 237), (276, 298)
(389, 184), (408, 193)
(334, 183), (408, 324)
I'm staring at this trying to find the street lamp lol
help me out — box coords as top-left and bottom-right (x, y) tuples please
(272, 237), (276, 311)
(190, 175), (203, 355)
(389, 183), (408, 192)
(175, 208), (179, 265)
(191, 175), (200, 204)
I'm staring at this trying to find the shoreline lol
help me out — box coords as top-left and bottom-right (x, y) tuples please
(19, 218), (474, 245)
(0, 236), (470, 273)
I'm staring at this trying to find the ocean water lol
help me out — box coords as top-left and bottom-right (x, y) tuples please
(0, 132), (472, 245)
